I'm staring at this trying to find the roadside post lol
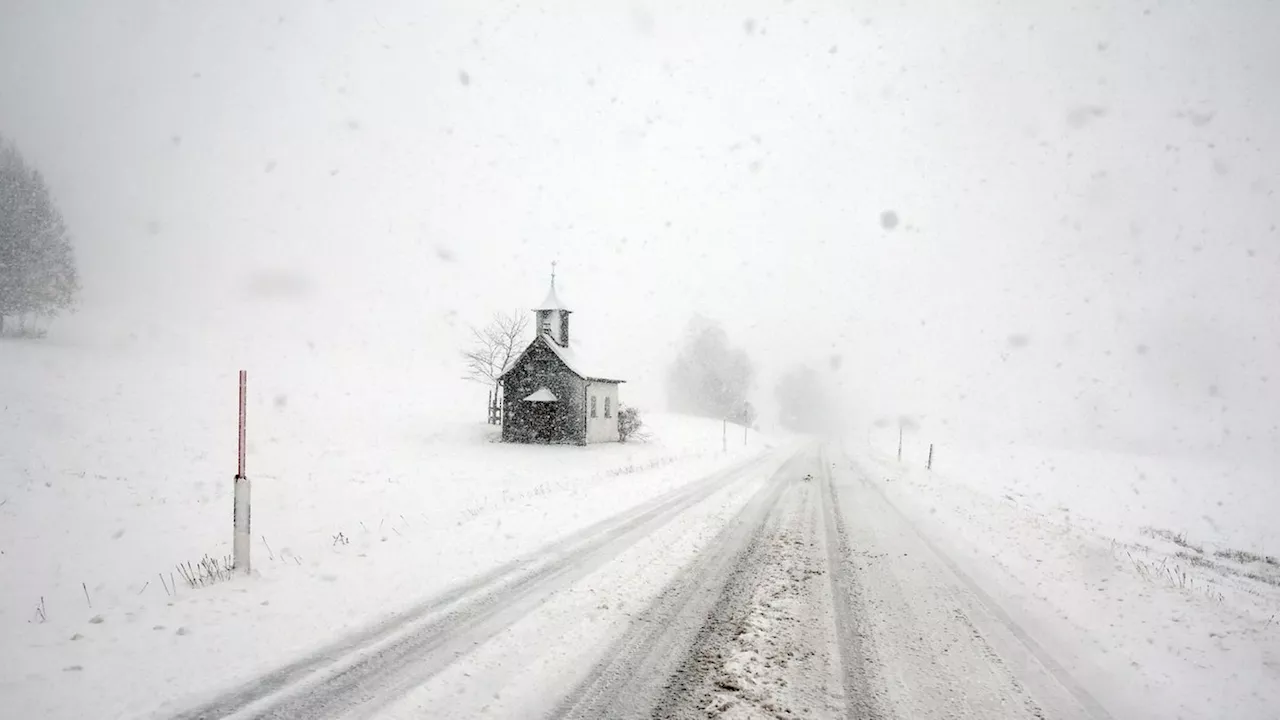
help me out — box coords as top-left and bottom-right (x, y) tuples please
(234, 370), (251, 574)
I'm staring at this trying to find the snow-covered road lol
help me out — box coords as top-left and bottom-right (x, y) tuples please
(165, 444), (1107, 720)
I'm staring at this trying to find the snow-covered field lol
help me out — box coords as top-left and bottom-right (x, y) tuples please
(9, 328), (1276, 719)
(855, 430), (1280, 720)
(0, 338), (769, 719)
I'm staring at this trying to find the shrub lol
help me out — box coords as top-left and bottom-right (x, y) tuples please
(618, 405), (644, 442)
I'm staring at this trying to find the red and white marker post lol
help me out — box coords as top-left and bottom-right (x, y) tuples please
(233, 370), (251, 574)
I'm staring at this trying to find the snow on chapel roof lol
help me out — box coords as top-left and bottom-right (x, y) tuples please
(535, 262), (571, 311)
(523, 387), (558, 402)
(535, 281), (569, 311)
(499, 333), (624, 384)
(541, 335), (623, 384)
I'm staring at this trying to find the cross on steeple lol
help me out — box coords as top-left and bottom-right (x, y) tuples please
(551, 260), (557, 289)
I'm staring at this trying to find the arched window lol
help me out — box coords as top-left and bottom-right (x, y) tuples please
(590, 395), (598, 418)
(604, 397), (612, 418)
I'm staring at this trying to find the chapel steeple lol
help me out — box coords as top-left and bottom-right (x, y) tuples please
(534, 262), (571, 347)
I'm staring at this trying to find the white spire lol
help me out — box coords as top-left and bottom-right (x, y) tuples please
(534, 261), (572, 346)
(535, 261), (569, 311)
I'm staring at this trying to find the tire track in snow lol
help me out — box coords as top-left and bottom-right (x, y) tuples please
(817, 444), (889, 720)
(829, 452), (1051, 719)
(837, 447), (1113, 720)
(551, 447), (819, 720)
(654, 450), (850, 719)
(167, 449), (789, 720)
(644, 444), (887, 719)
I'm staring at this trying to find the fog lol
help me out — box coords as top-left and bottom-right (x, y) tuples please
(2, 0), (1277, 459)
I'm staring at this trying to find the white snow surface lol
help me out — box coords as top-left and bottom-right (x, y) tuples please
(374, 454), (793, 720)
(0, 339), (767, 720)
(856, 430), (1280, 720)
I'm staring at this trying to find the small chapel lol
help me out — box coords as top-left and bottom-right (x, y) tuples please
(499, 270), (625, 445)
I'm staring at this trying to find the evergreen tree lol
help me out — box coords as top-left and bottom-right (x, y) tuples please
(0, 135), (79, 334)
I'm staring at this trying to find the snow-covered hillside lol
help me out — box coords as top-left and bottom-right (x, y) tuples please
(0, 338), (768, 719)
(875, 427), (1280, 552)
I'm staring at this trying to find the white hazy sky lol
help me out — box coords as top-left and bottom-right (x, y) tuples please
(1, 0), (1277, 456)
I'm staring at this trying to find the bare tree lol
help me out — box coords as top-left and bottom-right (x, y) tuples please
(463, 310), (530, 419)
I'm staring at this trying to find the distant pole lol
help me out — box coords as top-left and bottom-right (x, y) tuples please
(897, 423), (903, 462)
(722, 418), (727, 452)
(233, 370), (251, 574)
(927, 443), (934, 470)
